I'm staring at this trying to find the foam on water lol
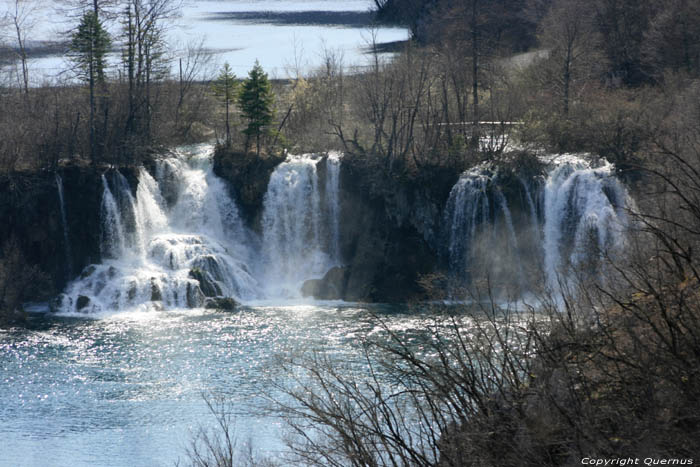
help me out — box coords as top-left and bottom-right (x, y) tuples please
(442, 154), (631, 297)
(58, 147), (344, 314)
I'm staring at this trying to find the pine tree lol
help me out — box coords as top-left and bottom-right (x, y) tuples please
(69, 10), (111, 162)
(238, 60), (274, 155)
(212, 63), (237, 147)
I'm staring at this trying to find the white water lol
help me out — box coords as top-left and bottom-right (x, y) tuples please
(59, 147), (343, 313)
(260, 153), (342, 297)
(542, 157), (629, 291)
(60, 146), (259, 313)
(443, 154), (631, 296)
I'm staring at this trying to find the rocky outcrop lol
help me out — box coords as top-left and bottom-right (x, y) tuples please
(0, 164), (139, 306)
(301, 266), (349, 300)
(189, 267), (223, 297)
(334, 157), (456, 302)
(204, 297), (238, 310)
(212, 146), (286, 228)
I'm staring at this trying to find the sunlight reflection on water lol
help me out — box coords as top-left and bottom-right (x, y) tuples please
(0, 303), (446, 466)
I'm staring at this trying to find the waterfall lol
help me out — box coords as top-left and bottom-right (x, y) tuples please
(326, 152), (342, 263)
(442, 154), (631, 297)
(58, 145), (259, 314)
(443, 167), (490, 286)
(260, 153), (342, 298)
(542, 157), (629, 292)
(55, 174), (73, 279)
(100, 174), (127, 259)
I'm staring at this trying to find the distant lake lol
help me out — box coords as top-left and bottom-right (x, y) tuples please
(2, 0), (408, 84)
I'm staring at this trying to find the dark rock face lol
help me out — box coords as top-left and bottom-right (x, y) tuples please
(150, 279), (163, 302)
(212, 146), (286, 228)
(335, 158), (454, 302)
(76, 295), (91, 311)
(189, 267), (223, 297)
(0, 165), (140, 305)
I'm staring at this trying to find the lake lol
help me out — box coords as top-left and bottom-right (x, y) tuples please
(0, 303), (437, 466)
(2, 0), (408, 84)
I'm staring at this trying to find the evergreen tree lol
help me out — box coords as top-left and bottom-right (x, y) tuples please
(69, 10), (110, 161)
(238, 60), (274, 155)
(212, 62), (237, 147)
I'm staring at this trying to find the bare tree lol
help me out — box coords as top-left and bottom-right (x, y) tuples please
(538, 0), (603, 115)
(1, 0), (40, 94)
(121, 0), (180, 145)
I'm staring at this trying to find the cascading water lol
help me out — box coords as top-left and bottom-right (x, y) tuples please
(260, 153), (342, 297)
(542, 156), (630, 291)
(58, 145), (259, 313)
(442, 154), (631, 297)
(100, 174), (127, 259)
(443, 167), (491, 286)
(326, 153), (342, 263)
(55, 174), (73, 278)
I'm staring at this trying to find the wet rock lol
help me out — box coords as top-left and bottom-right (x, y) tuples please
(80, 265), (96, 280)
(301, 266), (348, 300)
(150, 279), (162, 301)
(76, 295), (91, 311)
(189, 267), (222, 297)
(49, 294), (66, 313)
(192, 256), (224, 282)
(204, 297), (238, 311)
(186, 283), (204, 308)
(127, 282), (137, 301)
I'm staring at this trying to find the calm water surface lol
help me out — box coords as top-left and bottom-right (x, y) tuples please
(13, 0), (408, 83)
(0, 303), (433, 467)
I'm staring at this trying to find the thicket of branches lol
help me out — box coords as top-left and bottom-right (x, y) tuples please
(0, 0), (215, 172)
(185, 1), (700, 463)
(187, 79), (700, 463)
(263, 78), (700, 464)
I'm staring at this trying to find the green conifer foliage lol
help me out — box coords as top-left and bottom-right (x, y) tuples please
(212, 63), (237, 147)
(69, 11), (111, 84)
(237, 60), (274, 155)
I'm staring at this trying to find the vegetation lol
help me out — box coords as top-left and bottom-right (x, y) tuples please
(1, 0), (700, 463)
(212, 63), (237, 148)
(0, 0), (212, 172)
(69, 10), (111, 162)
(237, 61), (274, 156)
(187, 0), (700, 465)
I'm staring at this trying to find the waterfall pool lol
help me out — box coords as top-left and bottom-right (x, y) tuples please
(0, 303), (436, 466)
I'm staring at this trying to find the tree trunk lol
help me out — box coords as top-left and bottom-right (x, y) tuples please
(14, 18), (29, 95)
(564, 46), (571, 116)
(89, 54), (96, 163)
(471, 0), (480, 145)
(225, 96), (230, 147)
